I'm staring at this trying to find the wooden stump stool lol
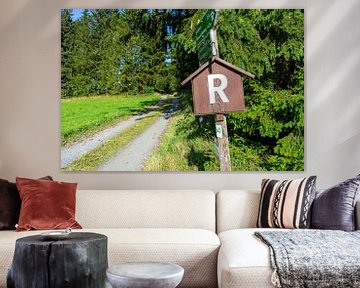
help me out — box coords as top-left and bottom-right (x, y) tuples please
(7, 232), (108, 288)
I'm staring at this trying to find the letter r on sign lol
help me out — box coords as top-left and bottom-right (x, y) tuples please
(207, 74), (229, 104)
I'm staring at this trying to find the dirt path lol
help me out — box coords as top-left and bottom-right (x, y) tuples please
(97, 97), (179, 171)
(96, 117), (168, 171)
(60, 96), (168, 168)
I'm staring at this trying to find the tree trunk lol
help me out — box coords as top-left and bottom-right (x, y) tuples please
(7, 232), (108, 288)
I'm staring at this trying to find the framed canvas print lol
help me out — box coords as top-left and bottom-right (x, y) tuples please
(61, 9), (304, 172)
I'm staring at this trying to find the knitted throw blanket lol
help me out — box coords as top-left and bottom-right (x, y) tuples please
(255, 230), (360, 288)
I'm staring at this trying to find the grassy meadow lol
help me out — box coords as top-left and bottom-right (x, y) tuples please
(61, 94), (161, 145)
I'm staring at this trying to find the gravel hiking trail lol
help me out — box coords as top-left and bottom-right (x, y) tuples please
(97, 97), (180, 171)
(61, 96), (168, 168)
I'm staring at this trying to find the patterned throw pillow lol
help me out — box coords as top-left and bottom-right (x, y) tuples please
(257, 176), (317, 229)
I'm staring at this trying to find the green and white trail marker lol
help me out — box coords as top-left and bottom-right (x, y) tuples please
(196, 10), (218, 64)
(195, 9), (216, 43)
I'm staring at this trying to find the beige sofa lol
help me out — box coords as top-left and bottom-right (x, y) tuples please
(1, 189), (359, 288)
(216, 190), (360, 288)
(0, 190), (219, 288)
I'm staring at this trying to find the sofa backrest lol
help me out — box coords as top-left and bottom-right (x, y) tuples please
(76, 190), (216, 231)
(216, 190), (260, 233)
(217, 190), (360, 232)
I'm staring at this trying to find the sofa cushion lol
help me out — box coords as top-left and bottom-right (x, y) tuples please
(311, 174), (360, 231)
(257, 177), (317, 229)
(16, 177), (82, 231)
(0, 228), (220, 288)
(0, 179), (20, 230)
(216, 190), (260, 233)
(76, 190), (216, 231)
(103, 228), (219, 288)
(0, 176), (53, 230)
(217, 228), (278, 288)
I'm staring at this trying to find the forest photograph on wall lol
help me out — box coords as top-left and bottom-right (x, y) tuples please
(61, 9), (304, 172)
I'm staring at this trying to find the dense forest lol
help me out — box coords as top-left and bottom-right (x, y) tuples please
(61, 9), (304, 171)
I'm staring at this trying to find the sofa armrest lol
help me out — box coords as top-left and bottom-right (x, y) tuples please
(356, 200), (360, 230)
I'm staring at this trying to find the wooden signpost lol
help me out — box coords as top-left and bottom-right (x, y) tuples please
(195, 9), (218, 65)
(182, 10), (255, 171)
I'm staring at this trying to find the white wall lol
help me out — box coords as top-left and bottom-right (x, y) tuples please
(0, 0), (359, 191)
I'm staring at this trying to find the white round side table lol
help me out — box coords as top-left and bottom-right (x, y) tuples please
(106, 262), (184, 288)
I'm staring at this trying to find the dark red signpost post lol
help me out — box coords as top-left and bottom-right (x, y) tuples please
(181, 10), (254, 171)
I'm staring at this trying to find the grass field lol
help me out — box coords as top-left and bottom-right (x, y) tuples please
(61, 94), (161, 145)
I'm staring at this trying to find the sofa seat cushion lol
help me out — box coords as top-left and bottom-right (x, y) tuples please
(218, 228), (282, 288)
(100, 228), (220, 288)
(0, 228), (219, 288)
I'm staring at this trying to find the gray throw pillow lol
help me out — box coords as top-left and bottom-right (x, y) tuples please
(311, 174), (360, 231)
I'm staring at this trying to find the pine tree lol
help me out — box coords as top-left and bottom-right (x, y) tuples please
(61, 9), (74, 97)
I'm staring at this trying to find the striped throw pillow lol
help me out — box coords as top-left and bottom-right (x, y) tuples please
(257, 176), (317, 229)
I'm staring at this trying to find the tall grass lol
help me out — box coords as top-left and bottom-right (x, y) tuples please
(61, 94), (161, 144)
(144, 113), (219, 171)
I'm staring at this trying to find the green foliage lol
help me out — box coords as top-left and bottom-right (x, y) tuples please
(230, 142), (268, 171)
(61, 9), (185, 97)
(228, 89), (303, 139)
(217, 10), (272, 79)
(267, 133), (304, 170)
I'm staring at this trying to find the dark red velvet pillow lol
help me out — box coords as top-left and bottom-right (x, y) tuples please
(0, 176), (53, 230)
(16, 177), (82, 231)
